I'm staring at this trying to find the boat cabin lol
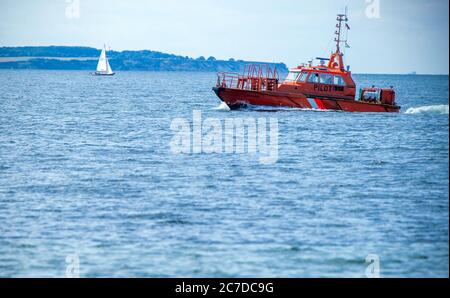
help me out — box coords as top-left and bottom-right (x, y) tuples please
(278, 54), (356, 100)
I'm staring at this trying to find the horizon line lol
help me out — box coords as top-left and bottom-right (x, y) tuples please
(0, 45), (449, 76)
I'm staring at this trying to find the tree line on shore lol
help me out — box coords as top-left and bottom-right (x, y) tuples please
(0, 46), (287, 72)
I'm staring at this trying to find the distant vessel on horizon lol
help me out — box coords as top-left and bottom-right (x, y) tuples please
(93, 45), (115, 76)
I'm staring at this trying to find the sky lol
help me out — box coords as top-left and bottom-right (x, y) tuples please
(0, 0), (448, 74)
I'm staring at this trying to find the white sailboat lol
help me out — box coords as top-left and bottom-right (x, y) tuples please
(94, 45), (115, 76)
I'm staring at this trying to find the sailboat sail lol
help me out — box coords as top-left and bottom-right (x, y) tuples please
(96, 48), (107, 72)
(96, 46), (114, 75)
(105, 57), (113, 75)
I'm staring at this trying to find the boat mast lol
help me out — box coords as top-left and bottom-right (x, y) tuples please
(335, 13), (348, 54)
(104, 44), (109, 73)
(329, 11), (349, 70)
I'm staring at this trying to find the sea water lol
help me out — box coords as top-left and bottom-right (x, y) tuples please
(0, 70), (448, 277)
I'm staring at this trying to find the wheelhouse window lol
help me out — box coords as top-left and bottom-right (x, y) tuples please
(333, 75), (346, 86)
(297, 72), (308, 82)
(319, 74), (333, 85)
(285, 72), (300, 82)
(307, 73), (320, 83)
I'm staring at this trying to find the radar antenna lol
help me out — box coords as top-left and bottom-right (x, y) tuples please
(328, 9), (351, 71)
(334, 9), (350, 54)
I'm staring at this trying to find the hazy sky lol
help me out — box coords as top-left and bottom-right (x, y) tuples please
(0, 0), (448, 74)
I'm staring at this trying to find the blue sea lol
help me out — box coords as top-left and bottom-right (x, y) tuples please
(0, 70), (448, 278)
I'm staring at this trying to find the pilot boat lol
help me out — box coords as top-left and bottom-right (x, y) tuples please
(212, 13), (400, 113)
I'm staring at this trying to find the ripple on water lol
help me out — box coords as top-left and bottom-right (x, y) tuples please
(0, 71), (448, 277)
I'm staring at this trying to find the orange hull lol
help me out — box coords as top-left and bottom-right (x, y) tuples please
(213, 87), (400, 113)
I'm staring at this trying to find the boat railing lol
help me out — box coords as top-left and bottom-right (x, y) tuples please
(216, 64), (280, 92)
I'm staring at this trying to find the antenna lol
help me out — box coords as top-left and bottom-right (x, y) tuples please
(334, 8), (349, 55)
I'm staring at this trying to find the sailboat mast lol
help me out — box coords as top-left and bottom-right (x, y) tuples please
(104, 45), (109, 73)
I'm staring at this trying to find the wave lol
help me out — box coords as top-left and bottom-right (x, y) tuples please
(212, 102), (231, 111)
(405, 105), (449, 115)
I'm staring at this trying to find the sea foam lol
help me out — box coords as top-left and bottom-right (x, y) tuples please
(405, 105), (449, 115)
(213, 102), (231, 111)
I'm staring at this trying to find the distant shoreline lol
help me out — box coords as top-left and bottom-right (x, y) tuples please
(1, 68), (448, 76)
(0, 46), (287, 72)
(0, 47), (448, 75)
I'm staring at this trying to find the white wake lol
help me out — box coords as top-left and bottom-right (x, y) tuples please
(213, 102), (231, 111)
(405, 105), (449, 115)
